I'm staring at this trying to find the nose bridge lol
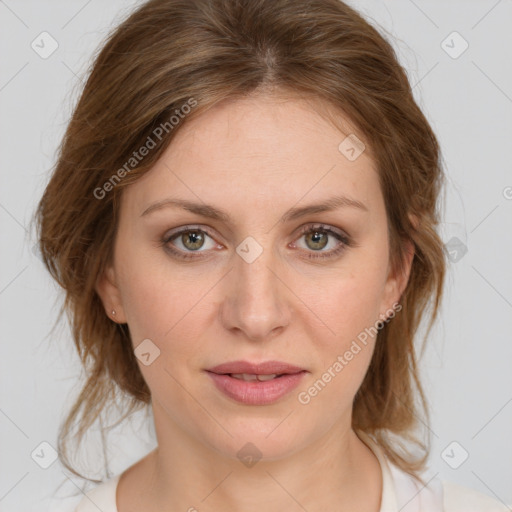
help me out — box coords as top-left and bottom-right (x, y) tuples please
(221, 237), (291, 340)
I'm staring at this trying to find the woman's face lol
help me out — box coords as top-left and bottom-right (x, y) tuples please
(98, 93), (412, 461)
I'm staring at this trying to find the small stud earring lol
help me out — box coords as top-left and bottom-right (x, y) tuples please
(111, 309), (116, 316)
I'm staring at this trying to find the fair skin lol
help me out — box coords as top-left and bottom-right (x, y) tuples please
(97, 92), (414, 512)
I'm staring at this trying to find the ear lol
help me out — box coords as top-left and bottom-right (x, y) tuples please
(95, 264), (127, 323)
(379, 238), (415, 320)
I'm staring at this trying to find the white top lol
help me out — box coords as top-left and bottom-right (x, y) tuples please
(74, 433), (509, 512)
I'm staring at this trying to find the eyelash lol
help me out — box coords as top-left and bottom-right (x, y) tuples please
(160, 223), (351, 261)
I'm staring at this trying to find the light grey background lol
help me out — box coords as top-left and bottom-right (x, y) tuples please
(1, 0), (511, 510)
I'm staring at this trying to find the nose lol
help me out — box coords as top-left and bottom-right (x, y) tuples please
(220, 246), (292, 342)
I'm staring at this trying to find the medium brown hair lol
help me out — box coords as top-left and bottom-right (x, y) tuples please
(35, 0), (446, 484)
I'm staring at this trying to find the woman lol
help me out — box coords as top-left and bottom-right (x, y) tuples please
(35, 0), (507, 510)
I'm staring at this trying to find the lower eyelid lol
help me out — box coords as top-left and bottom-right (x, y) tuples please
(162, 225), (350, 258)
(170, 231), (217, 250)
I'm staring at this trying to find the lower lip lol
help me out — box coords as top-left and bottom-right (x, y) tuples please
(206, 371), (307, 405)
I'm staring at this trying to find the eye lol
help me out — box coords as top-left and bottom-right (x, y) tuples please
(161, 223), (352, 261)
(291, 224), (351, 260)
(162, 225), (219, 260)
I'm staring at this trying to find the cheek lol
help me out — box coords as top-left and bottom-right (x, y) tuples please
(295, 270), (387, 413)
(115, 243), (173, 343)
(301, 263), (388, 348)
(116, 247), (217, 356)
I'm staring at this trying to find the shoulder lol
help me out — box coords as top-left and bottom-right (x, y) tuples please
(356, 431), (509, 512)
(74, 474), (120, 512)
(442, 479), (510, 512)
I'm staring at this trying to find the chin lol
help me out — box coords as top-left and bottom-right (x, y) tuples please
(198, 413), (311, 463)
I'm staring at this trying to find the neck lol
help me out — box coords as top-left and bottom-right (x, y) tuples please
(132, 402), (383, 512)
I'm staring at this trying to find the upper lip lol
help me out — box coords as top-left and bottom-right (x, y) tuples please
(207, 360), (306, 375)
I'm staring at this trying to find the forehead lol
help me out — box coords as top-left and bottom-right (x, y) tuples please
(170, 92), (371, 168)
(121, 93), (382, 219)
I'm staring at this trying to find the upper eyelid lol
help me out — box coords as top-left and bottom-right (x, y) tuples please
(164, 223), (347, 247)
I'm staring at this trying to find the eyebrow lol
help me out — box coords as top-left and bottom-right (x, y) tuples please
(140, 194), (368, 222)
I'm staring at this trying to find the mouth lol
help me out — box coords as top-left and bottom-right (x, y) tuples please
(226, 372), (288, 382)
(207, 359), (306, 376)
(205, 360), (307, 405)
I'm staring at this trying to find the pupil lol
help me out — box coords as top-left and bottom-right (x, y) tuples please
(183, 231), (204, 250)
(307, 231), (327, 250)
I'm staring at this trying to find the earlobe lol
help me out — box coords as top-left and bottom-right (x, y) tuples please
(95, 265), (127, 323)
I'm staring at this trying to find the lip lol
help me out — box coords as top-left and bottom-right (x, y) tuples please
(205, 360), (307, 405)
(207, 360), (306, 375)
